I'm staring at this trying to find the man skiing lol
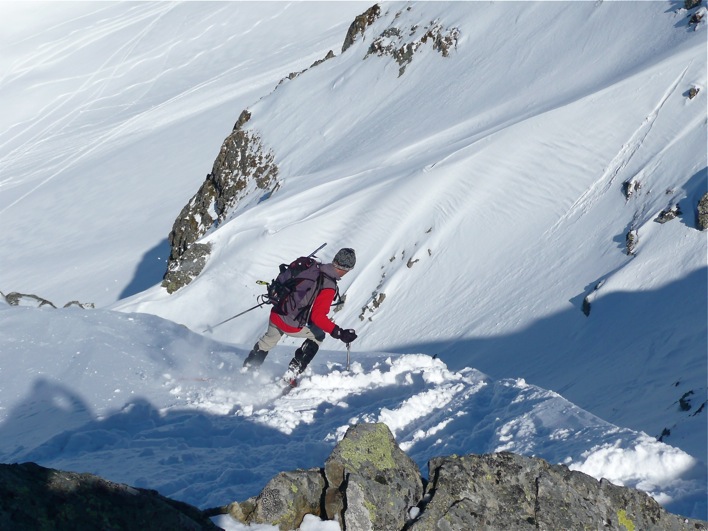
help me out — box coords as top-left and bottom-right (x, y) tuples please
(243, 247), (358, 386)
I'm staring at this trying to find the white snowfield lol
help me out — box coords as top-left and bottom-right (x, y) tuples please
(0, 1), (706, 528)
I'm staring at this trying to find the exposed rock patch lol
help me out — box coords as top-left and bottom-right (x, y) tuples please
(342, 4), (382, 53)
(0, 462), (219, 531)
(2, 291), (94, 309)
(162, 117), (279, 293)
(655, 204), (683, 224)
(697, 192), (708, 230)
(215, 423), (705, 530)
(365, 12), (460, 76)
(227, 469), (325, 530)
(324, 422), (423, 530)
(408, 452), (702, 531)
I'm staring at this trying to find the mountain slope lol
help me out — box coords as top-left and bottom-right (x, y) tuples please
(1, 1), (706, 524)
(117, 1), (707, 464)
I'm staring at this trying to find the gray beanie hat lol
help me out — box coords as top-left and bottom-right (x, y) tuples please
(333, 248), (356, 271)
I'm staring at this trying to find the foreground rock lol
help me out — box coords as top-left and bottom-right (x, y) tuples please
(220, 423), (706, 530)
(2, 425), (704, 530)
(0, 462), (219, 531)
(409, 452), (702, 531)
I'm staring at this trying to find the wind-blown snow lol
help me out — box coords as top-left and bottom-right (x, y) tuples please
(0, 304), (704, 523)
(1, 1), (706, 527)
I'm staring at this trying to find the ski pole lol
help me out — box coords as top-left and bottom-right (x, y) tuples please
(346, 343), (351, 371)
(202, 301), (267, 333)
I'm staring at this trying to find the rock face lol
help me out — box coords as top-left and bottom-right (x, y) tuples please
(324, 422), (423, 531)
(2, 291), (94, 309)
(697, 192), (708, 230)
(228, 469), (325, 530)
(162, 113), (279, 293)
(221, 423), (706, 530)
(2, 427), (704, 530)
(0, 462), (219, 531)
(409, 453), (700, 531)
(342, 4), (381, 53)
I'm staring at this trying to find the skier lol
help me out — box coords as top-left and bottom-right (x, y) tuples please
(243, 247), (358, 386)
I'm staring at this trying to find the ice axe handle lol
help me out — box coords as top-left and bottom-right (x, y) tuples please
(308, 242), (327, 258)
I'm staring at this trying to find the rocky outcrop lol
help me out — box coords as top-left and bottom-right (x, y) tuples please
(626, 228), (638, 255)
(342, 4), (381, 53)
(162, 112), (279, 293)
(409, 453), (702, 531)
(342, 4), (459, 76)
(323, 422), (423, 530)
(365, 10), (460, 76)
(0, 462), (219, 531)
(226, 469), (325, 530)
(655, 204), (682, 224)
(2, 426), (704, 530)
(217, 423), (705, 530)
(2, 291), (94, 309)
(697, 192), (708, 230)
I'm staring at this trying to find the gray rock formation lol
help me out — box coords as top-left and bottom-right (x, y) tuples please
(626, 228), (638, 255)
(697, 192), (708, 230)
(324, 422), (423, 530)
(342, 4), (381, 53)
(227, 469), (325, 530)
(4, 291), (56, 308)
(655, 204), (682, 224)
(2, 292), (94, 309)
(0, 462), (219, 531)
(218, 423), (706, 531)
(364, 7), (460, 76)
(409, 452), (702, 531)
(162, 112), (279, 293)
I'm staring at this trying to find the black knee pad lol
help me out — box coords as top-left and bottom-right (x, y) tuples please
(299, 339), (319, 366)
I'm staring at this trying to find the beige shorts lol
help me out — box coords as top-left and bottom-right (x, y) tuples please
(256, 321), (324, 352)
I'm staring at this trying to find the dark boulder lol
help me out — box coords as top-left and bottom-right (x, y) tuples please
(0, 462), (219, 531)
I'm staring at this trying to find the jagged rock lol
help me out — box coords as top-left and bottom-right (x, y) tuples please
(342, 4), (381, 53)
(324, 422), (423, 530)
(622, 178), (641, 200)
(4, 292), (57, 308)
(407, 452), (704, 531)
(233, 109), (251, 131)
(688, 86), (700, 99)
(221, 423), (704, 530)
(0, 462), (219, 531)
(626, 229), (638, 255)
(162, 242), (212, 294)
(63, 300), (95, 309)
(233, 469), (325, 531)
(697, 192), (708, 230)
(655, 204), (682, 224)
(689, 8), (706, 25)
(365, 9), (460, 76)
(277, 50), (337, 87)
(163, 126), (278, 293)
(685, 0), (702, 10)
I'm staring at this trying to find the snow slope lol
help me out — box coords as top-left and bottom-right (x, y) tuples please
(0, 303), (704, 522)
(1, 1), (706, 526)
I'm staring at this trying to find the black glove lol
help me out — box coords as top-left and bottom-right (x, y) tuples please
(331, 325), (357, 344)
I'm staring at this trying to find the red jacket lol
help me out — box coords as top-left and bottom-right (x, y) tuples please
(270, 286), (337, 334)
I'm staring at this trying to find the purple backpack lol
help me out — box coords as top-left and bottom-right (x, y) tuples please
(266, 256), (335, 327)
